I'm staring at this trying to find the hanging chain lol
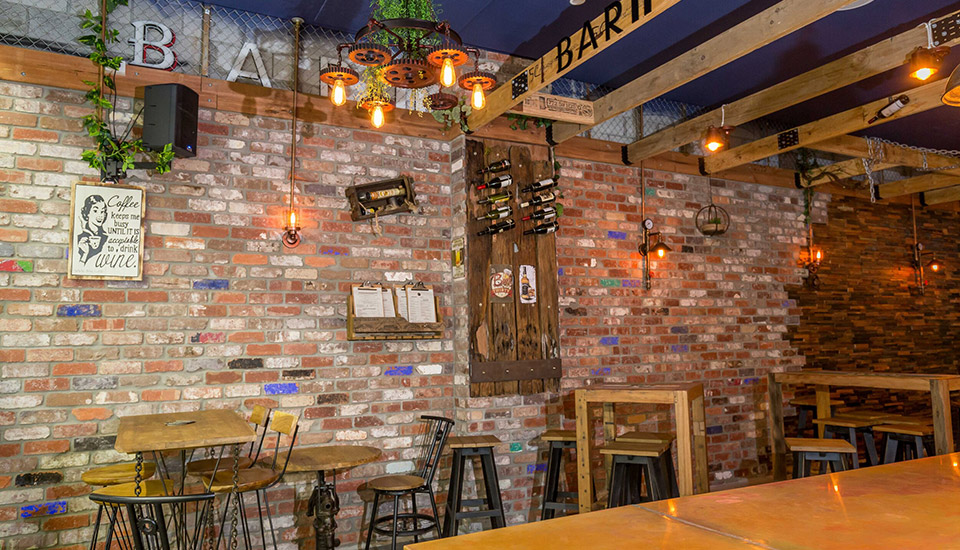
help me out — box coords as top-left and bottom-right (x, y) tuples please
(868, 137), (960, 172)
(862, 138), (886, 203)
(204, 448), (216, 550)
(134, 452), (143, 497)
(230, 444), (240, 550)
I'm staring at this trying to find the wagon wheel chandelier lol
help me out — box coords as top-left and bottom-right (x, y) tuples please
(319, 14), (496, 128)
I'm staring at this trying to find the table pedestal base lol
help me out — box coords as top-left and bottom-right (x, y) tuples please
(308, 470), (341, 549)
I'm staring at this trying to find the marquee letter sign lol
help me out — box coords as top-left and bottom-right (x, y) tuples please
(128, 21), (177, 71)
(227, 43), (272, 88)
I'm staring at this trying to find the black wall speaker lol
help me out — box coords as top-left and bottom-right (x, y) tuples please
(142, 83), (198, 158)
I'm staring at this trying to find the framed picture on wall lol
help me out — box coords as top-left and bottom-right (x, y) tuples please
(68, 181), (145, 281)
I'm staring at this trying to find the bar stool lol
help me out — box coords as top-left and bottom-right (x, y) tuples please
(813, 416), (881, 467)
(875, 423), (935, 464)
(789, 396), (842, 436)
(539, 429), (578, 521)
(786, 438), (857, 478)
(600, 441), (674, 508)
(616, 431), (678, 500)
(83, 462), (157, 550)
(441, 435), (506, 537)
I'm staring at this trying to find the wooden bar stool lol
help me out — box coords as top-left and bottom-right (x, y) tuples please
(785, 438), (857, 478)
(875, 423), (936, 464)
(617, 431), (678, 500)
(813, 416), (882, 467)
(600, 441), (675, 508)
(441, 435), (506, 537)
(83, 461), (157, 550)
(789, 396), (842, 436)
(539, 429), (578, 521)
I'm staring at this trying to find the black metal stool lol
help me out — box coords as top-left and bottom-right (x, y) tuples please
(442, 435), (506, 537)
(813, 416), (881, 467)
(789, 396), (842, 436)
(875, 423), (935, 464)
(540, 429), (578, 520)
(600, 441), (674, 508)
(786, 437), (856, 478)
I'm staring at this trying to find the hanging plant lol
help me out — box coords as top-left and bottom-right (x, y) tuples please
(794, 148), (820, 225)
(506, 113), (553, 131)
(78, 0), (173, 181)
(431, 96), (471, 133)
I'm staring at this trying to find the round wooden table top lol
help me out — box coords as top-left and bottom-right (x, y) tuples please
(284, 445), (382, 473)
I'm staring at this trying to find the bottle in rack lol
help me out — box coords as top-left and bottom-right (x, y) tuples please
(523, 220), (558, 235)
(521, 205), (557, 222)
(477, 219), (516, 236)
(476, 205), (512, 221)
(358, 187), (405, 202)
(477, 159), (511, 175)
(478, 191), (512, 205)
(476, 174), (513, 191)
(518, 191), (556, 209)
(867, 95), (909, 124)
(520, 177), (557, 193)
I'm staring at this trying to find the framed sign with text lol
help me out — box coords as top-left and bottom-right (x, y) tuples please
(68, 182), (145, 281)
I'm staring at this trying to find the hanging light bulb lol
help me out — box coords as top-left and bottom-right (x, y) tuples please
(926, 258), (943, 272)
(815, 249), (823, 263)
(472, 82), (486, 110)
(331, 79), (346, 106)
(440, 57), (457, 88)
(371, 104), (385, 128)
(704, 126), (726, 152)
(909, 47), (945, 81)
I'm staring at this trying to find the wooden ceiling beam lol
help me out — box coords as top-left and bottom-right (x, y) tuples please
(877, 173), (960, 199)
(465, 0), (683, 131)
(922, 185), (960, 206)
(700, 79), (947, 175)
(623, 8), (960, 164)
(802, 158), (898, 188)
(810, 135), (960, 177)
(548, 0), (860, 144)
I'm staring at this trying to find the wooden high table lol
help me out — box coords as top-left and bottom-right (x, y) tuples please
(768, 370), (960, 480)
(408, 451), (960, 549)
(574, 383), (709, 513)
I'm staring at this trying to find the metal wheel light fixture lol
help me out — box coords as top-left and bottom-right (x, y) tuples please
(282, 17), (303, 248)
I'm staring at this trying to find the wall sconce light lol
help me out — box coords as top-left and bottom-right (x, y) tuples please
(282, 209), (301, 248)
(282, 18), (303, 249)
(910, 198), (942, 295)
(639, 218), (671, 290)
(805, 246), (823, 290)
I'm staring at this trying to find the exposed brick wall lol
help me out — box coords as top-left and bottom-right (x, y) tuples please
(1, 79), (812, 547)
(787, 194), (960, 412)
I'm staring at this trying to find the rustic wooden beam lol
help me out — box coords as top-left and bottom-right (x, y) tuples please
(878, 173), (960, 199)
(549, 0), (859, 144)
(802, 158), (898, 188)
(921, 185), (960, 206)
(810, 135), (960, 177)
(701, 79), (947, 175)
(465, 0), (683, 131)
(623, 8), (960, 163)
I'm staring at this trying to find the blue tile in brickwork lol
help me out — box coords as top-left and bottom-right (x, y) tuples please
(526, 463), (547, 474)
(20, 501), (66, 518)
(599, 336), (619, 346)
(671, 344), (689, 353)
(706, 425), (723, 435)
(384, 366), (413, 376)
(607, 230), (627, 240)
(670, 326), (689, 334)
(558, 268), (564, 276)
(591, 367), (611, 376)
(743, 377), (760, 385)
(264, 383), (298, 395)
(622, 279), (643, 288)
(193, 279), (229, 290)
(56, 305), (101, 318)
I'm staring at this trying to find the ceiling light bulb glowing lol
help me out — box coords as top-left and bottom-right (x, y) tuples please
(371, 104), (385, 128)
(472, 82), (486, 110)
(440, 57), (456, 88)
(331, 79), (346, 106)
(706, 140), (722, 152)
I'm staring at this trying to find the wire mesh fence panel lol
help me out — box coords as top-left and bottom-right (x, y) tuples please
(0, 0), (98, 57)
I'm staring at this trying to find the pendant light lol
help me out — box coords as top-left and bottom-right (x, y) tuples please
(943, 63), (960, 107)
(282, 17), (303, 248)
(703, 105), (734, 153)
(460, 67), (495, 112)
(909, 21), (950, 82)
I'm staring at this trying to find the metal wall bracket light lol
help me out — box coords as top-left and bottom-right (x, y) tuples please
(282, 18), (303, 248)
(910, 198), (943, 295)
(804, 247), (822, 290)
(638, 218), (671, 290)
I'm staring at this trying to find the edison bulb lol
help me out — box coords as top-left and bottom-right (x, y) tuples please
(657, 247), (666, 259)
(706, 140), (722, 152)
(371, 104), (385, 128)
(930, 262), (941, 272)
(331, 79), (346, 106)
(440, 57), (456, 88)
(815, 249), (822, 261)
(472, 82), (486, 110)
(913, 67), (934, 81)
(288, 210), (297, 228)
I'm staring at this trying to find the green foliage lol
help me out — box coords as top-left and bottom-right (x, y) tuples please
(506, 113), (553, 131)
(430, 97), (471, 133)
(794, 148), (820, 225)
(78, 0), (173, 179)
(368, 0), (442, 54)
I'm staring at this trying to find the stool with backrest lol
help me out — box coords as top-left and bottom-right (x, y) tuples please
(83, 461), (158, 550)
(786, 438), (857, 478)
(539, 429), (578, 521)
(365, 415), (454, 550)
(186, 404), (271, 476)
(813, 416), (882, 467)
(201, 410), (299, 550)
(441, 434), (507, 537)
(600, 441), (675, 508)
(89, 486), (216, 550)
(789, 396), (843, 435)
(874, 423), (936, 464)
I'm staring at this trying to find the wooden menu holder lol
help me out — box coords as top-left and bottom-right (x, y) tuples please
(346, 284), (443, 341)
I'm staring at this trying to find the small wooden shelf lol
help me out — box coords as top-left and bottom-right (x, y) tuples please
(346, 293), (443, 341)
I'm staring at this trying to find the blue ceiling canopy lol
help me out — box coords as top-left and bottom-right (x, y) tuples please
(198, 0), (960, 150)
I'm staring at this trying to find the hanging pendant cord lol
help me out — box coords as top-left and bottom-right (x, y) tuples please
(289, 18), (302, 217)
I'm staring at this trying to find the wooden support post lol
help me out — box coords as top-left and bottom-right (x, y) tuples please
(930, 379), (954, 455)
(575, 390), (592, 514)
(691, 393), (709, 494)
(768, 373), (786, 481)
(200, 5), (211, 77)
(602, 402), (616, 491)
(815, 385), (831, 438)
(675, 391), (694, 496)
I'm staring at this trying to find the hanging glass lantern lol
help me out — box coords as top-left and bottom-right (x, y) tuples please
(695, 203), (730, 236)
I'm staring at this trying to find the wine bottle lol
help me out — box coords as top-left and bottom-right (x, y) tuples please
(358, 187), (404, 202)
(521, 206), (557, 222)
(477, 219), (516, 236)
(478, 191), (512, 205)
(476, 174), (513, 191)
(476, 206), (512, 221)
(868, 95), (909, 124)
(477, 159), (511, 175)
(520, 177), (557, 193)
(518, 191), (556, 209)
(523, 221), (558, 235)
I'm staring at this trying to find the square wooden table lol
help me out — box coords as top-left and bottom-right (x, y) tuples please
(574, 382), (709, 513)
(115, 409), (256, 454)
(767, 370), (960, 480)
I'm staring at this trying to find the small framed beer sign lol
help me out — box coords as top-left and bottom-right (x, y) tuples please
(68, 182), (146, 281)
